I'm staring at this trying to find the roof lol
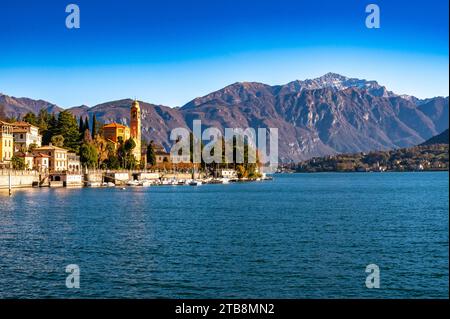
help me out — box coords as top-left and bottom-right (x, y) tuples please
(34, 145), (68, 152)
(12, 121), (38, 128)
(34, 153), (51, 158)
(0, 120), (13, 126)
(12, 128), (29, 133)
(14, 152), (34, 158)
(103, 122), (128, 129)
(11, 122), (39, 133)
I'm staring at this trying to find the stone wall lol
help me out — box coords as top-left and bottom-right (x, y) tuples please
(0, 171), (39, 189)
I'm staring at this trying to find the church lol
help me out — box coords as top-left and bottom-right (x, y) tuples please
(102, 100), (142, 164)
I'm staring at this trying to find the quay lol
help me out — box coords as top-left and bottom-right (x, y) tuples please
(0, 169), (272, 190)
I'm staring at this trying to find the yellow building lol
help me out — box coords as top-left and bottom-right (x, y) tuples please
(130, 100), (141, 164)
(102, 100), (142, 164)
(0, 121), (14, 166)
(33, 145), (68, 172)
(102, 123), (131, 146)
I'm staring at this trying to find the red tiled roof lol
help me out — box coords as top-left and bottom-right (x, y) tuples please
(103, 122), (128, 129)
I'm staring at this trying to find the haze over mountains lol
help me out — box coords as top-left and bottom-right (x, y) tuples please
(1, 73), (448, 162)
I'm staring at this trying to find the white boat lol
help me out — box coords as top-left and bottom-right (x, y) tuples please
(189, 180), (202, 186)
(126, 180), (140, 187)
(140, 180), (152, 187)
(221, 178), (230, 184)
(101, 182), (116, 187)
(86, 182), (101, 187)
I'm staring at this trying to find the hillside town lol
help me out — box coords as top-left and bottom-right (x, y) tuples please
(0, 100), (265, 189)
(295, 144), (449, 173)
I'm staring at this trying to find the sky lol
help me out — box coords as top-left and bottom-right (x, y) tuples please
(0, 0), (448, 108)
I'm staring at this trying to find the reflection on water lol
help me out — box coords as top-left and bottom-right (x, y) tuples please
(0, 172), (448, 298)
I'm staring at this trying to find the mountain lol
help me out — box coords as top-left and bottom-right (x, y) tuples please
(1, 73), (448, 162)
(420, 129), (449, 146)
(0, 94), (63, 119)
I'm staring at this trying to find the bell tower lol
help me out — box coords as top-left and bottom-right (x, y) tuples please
(130, 99), (141, 164)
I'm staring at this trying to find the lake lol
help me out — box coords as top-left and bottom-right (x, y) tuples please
(0, 172), (448, 298)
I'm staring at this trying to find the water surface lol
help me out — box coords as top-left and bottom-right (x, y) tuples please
(0, 172), (448, 298)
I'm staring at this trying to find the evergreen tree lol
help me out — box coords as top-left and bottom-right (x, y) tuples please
(84, 116), (90, 132)
(37, 109), (50, 132)
(80, 142), (98, 168)
(42, 113), (58, 145)
(55, 111), (80, 152)
(51, 135), (65, 147)
(146, 141), (156, 166)
(23, 112), (37, 125)
(78, 116), (84, 134)
(91, 114), (97, 139)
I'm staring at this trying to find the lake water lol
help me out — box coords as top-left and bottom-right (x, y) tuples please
(0, 172), (448, 298)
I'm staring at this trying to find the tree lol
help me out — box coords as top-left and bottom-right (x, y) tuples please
(91, 114), (97, 139)
(23, 112), (37, 125)
(80, 143), (98, 168)
(42, 113), (58, 145)
(92, 135), (112, 167)
(118, 138), (136, 169)
(236, 164), (247, 179)
(28, 143), (38, 152)
(51, 135), (65, 147)
(55, 111), (80, 152)
(84, 116), (90, 132)
(105, 155), (121, 170)
(78, 116), (84, 135)
(83, 129), (92, 142)
(146, 141), (156, 166)
(11, 155), (26, 170)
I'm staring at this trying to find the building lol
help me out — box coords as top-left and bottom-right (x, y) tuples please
(33, 144), (68, 172)
(130, 100), (141, 164)
(154, 144), (170, 163)
(67, 153), (81, 172)
(11, 122), (42, 152)
(102, 100), (142, 163)
(0, 121), (14, 166)
(33, 153), (50, 172)
(102, 123), (130, 146)
(217, 169), (238, 179)
(14, 152), (35, 170)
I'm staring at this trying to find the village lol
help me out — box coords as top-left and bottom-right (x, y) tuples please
(0, 100), (268, 190)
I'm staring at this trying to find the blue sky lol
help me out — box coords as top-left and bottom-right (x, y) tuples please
(0, 0), (448, 108)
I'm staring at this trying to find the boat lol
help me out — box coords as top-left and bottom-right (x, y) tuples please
(126, 180), (140, 187)
(189, 180), (202, 186)
(139, 180), (152, 187)
(86, 182), (101, 187)
(101, 182), (115, 187)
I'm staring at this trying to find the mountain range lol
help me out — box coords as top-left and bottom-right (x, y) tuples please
(1, 73), (448, 162)
(421, 129), (449, 146)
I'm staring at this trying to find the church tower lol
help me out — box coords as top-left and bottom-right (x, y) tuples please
(130, 99), (141, 164)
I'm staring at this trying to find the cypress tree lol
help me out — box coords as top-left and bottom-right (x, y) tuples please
(91, 114), (97, 139)
(84, 116), (90, 132)
(79, 116), (84, 134)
